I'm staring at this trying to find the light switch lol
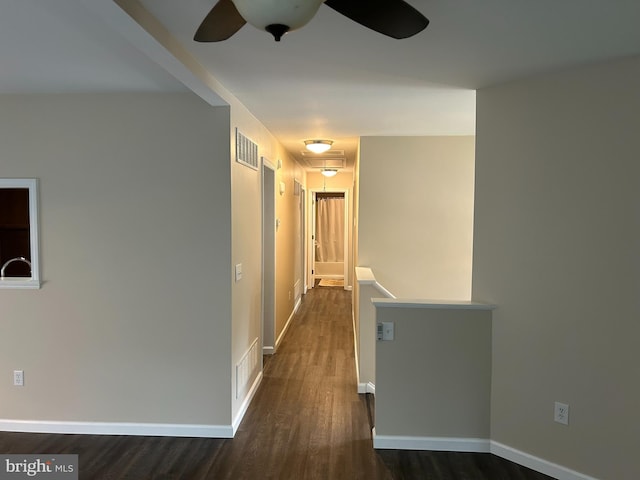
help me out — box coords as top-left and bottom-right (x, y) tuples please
(235, 263), (242, 282)
(377, 322), (395, 341)
(382, 322), (394, 341)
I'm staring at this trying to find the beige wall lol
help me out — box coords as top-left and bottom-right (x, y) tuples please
(227, 95), (305, 416)
(113, 0), (307, 418)
(274, 152), (306, 342)
(353, 142), (361, 282)
(0, 93), (233, 426)
(0, 91), (307, 432)
(474, 55), (640, 479)
(358, 136), (475, 299)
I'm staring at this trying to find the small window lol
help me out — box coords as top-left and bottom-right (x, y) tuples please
(0, 179), (40, 289)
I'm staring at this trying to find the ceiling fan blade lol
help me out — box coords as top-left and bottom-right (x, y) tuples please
(324, 0), (429, 39)
(194, 0), (247, 42)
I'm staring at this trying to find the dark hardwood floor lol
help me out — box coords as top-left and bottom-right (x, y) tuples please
(0, 285), (554, 479)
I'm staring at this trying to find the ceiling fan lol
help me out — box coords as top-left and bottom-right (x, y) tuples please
(194, 0), (429, 42)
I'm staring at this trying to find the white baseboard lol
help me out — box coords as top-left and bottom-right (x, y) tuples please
(0, 374), (265, 440)
(490, 441), (599, 480)
(370, 431), (599, 480)
(295, 296), (302, 312)
(275, 297), (301, 349)
(352, 310), (360, 390)
(0, 419), (234, 438)
(358, 382), (375, 394)
(232, 371), (263, 435)
(372, 428), (490, 452)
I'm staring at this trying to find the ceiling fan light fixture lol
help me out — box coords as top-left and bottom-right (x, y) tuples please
(304, 139), (333, 154)
(321, 168), (338, 178)
(232, 0), (324, 40)
(194, 0), (430, 43)
(265, 24), (289, 41)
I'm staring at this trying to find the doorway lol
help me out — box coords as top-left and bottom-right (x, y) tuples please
(310, 190), (348, 287)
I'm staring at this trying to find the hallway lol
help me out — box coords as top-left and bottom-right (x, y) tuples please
(210, 284), (382, 478)
(0, 286), (553, 479)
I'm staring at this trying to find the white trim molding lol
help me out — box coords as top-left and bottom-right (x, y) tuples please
(371, 298), (495, 310)
(357, 382), (375, 395)
(372, 429), (490, 452)
(0, 419), (234, 438)
(275, 297), (301, 350)
(370, 432), (600, 479)
(0, 374), (265, 440)
(490, 441), (600, 480)
(232, 371), (263, 435)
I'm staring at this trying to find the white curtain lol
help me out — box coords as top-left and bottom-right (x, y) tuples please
(316, 196), (344, 262)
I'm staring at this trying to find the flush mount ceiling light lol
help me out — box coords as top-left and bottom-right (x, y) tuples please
(304, 139), (333, 154)
(321, 169), (338, 178)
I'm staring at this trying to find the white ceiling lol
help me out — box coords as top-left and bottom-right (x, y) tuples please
(3, 0), (640, 169)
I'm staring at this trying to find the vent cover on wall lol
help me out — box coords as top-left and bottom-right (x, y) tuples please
(236, 128), (259, 170)
(301, 157), (345, 170)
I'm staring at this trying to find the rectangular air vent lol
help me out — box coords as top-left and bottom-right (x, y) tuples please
(302, 157), (346, 170)
(236, 128), (259, 170)
(236, 337), (259, 399)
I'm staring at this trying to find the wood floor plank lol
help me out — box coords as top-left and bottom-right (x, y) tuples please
(0, 285), (555, 479)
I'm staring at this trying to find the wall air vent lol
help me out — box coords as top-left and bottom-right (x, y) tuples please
(236, 128), (259, 170)
(302, 157), (346, 170)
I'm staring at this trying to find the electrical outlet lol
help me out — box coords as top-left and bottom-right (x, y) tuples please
(554, 402), (569, 425)
(13, 370), (24, 386)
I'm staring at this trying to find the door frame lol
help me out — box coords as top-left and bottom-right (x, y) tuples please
(308, 188), (349, 289)
(300, 186), (307, 295)
(261, 157), (276, 355)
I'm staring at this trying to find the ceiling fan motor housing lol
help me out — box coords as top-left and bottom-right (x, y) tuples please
(265, 24), (290, 41)
(232, 0), (324, 39)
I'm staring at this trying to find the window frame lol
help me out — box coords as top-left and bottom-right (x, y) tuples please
(0, 178), (40, 289)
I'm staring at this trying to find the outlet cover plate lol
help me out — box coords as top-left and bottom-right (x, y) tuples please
(13, 370), (24, 386)
(381, 322), (394, 341)
(554, 402), (569, 425)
